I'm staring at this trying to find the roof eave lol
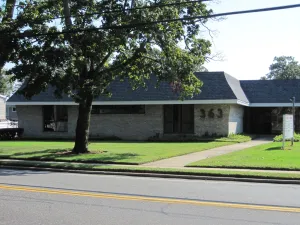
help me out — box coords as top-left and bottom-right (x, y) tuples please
(237, 100), (250, 106)
(249, 103), (300, 107)
(8, 99), (240, 106)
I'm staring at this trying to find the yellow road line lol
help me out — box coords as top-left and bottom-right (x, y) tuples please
(0, 184), (299, 213)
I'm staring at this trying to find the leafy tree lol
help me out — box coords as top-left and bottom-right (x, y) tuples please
(8, 0), (213, 153)
(0, 0), (17, 71)
(261, 56), (300, 80)
(194, 65), (208, 72)
(0, 70), (12, 95)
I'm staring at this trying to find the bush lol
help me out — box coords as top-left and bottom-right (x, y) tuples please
(217, 134), (252, 143)
(0, 128), (24, 140)
(148, 134), (205, 142)
(273, 133), (300, 142)
(147, 133), (252, 143)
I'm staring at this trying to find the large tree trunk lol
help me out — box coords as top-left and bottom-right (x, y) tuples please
(73, 95), (93, 154)
(2, 0), (16, 22)
(0, 0), (16, 71)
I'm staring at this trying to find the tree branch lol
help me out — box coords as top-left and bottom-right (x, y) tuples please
(96, 51), (113, 72)
(183, 35), (192, 51)
(101, 42), (146, 74)
(63, 0), (73, 43)
(195, 19), (219, 42)
(63, 0), (72, 29)
(142, 55), (160, 63)
(205, 51), (225, 62)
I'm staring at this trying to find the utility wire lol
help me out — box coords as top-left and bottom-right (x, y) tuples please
(2, 0), (212, 24)
(7, 3), (300, 38)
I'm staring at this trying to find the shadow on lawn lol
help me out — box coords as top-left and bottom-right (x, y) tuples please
(2, 149), (140, 164)
(11, 149), (70, 156)
(265, 147), (283, 151)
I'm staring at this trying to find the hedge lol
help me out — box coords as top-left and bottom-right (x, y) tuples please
(0, 128), (24, 140)
(273, 133), (300, 142)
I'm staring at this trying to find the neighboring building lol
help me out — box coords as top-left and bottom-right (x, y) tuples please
(0, 95), (6, 121)
(6, 105), (18, 121)
(6, 72), (300, 140)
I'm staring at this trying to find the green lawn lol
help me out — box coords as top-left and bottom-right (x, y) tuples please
(0, 139), (242, 165)
(188, 142), (300, 170)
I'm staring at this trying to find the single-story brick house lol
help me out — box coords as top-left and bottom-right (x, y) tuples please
(7, 72), (300, 140)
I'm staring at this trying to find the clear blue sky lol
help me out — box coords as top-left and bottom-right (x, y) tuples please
(203, 0), (300, 80)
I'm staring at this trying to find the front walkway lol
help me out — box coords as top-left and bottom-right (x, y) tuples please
(142, 138), (272, 168)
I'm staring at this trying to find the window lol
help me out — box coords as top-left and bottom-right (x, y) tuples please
(91, 105), (145, 114)
(43, 106), (68, 132)
(12, 107), (16, 112)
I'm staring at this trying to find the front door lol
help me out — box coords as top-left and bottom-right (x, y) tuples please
(164, 105), (194, 134)
(244, 107), (272, 134)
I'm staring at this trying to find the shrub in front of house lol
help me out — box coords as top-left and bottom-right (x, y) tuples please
(0, 128), (24, 140)
(273, 133), (300, 142)
(147, 133), (251, 142)
(217, 134), (252, 143)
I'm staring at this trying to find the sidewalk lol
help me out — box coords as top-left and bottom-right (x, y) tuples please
(142, 138), (272, 168)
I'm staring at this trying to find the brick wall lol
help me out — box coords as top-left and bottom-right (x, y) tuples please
(88, 105), (163, 140)
(194, 104), (230, 137)
(17, 104), (244, 140)
(17, 105), (163, 140)
(17, 105), (75, 139)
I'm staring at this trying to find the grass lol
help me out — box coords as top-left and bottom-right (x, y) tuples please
(1, 160), (300, 180)
(187, 142), (300, 170)
(0, 138), (248, 165)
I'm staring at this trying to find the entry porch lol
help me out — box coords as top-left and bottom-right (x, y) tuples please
(244, 107), (300, 135)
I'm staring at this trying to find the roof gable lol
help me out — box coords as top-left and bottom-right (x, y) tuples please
(224, 73), (249, 104)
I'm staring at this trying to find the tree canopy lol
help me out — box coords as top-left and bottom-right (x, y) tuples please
(261, 56), (300, 80)
(5, 0), (213, 153)
(0, 70), (12, 96)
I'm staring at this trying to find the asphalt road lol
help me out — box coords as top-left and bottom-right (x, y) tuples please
(1, 169), (300, 225)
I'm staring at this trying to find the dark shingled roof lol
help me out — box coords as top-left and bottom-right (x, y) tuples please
(8, 72), (248, 103)
(240, 80), (300, 103)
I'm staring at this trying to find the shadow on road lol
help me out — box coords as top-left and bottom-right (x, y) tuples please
(0, 169), (49, 176)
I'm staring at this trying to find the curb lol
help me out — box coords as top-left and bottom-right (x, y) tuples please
(186, 166), (300, 172)
(1, 165), (300, 185)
